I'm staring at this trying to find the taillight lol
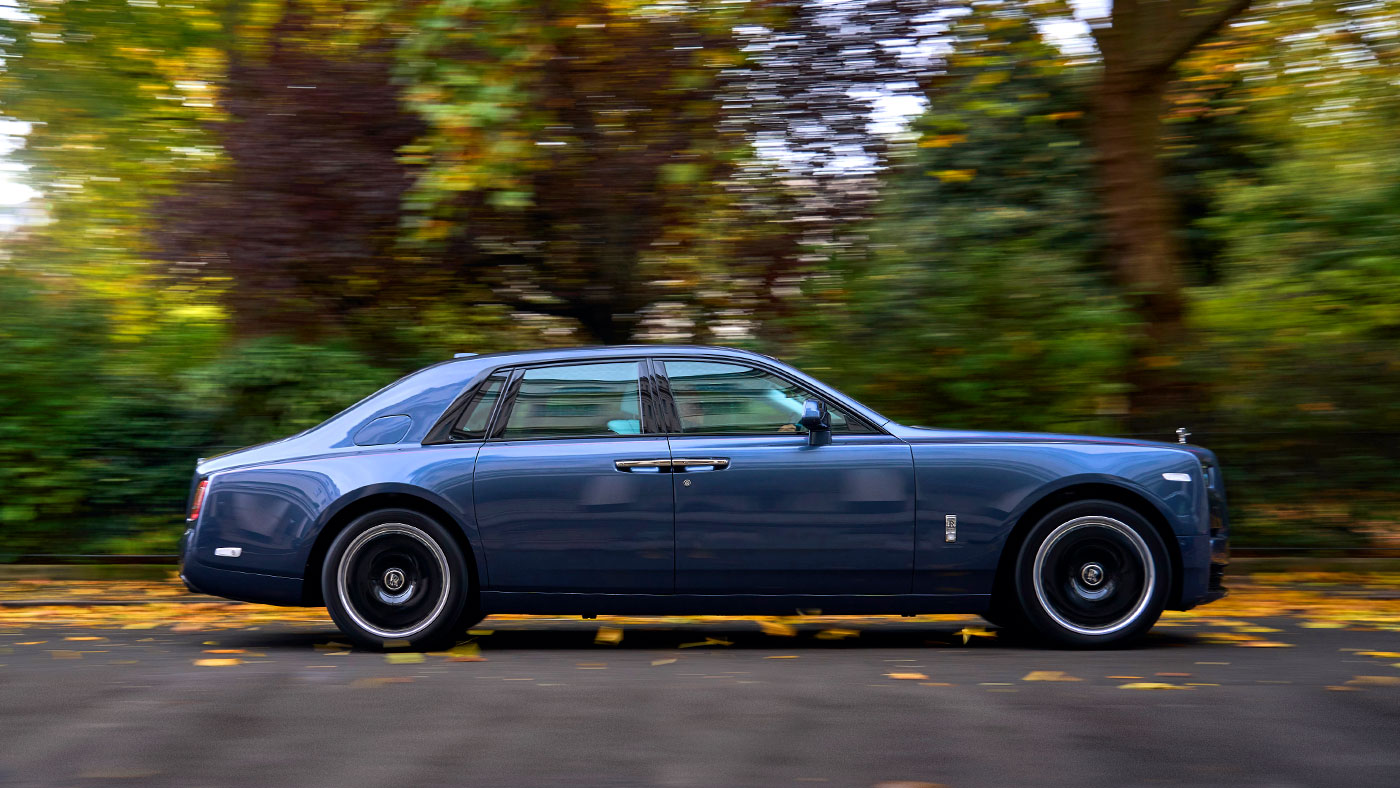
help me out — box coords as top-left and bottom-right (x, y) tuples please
(188, 479), (209, 522)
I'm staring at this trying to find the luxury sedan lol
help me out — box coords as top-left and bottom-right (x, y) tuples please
(179, 345), (1229, 649)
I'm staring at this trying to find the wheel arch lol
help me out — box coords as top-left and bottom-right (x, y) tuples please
(990, 482), (1182, 613)
(301, 487), (484, 606)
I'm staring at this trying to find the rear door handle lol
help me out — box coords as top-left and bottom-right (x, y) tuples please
(671, 458), (730, 471)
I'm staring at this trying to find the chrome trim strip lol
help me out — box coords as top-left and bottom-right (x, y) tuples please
(1162, 472), (1192, 482)
(614, 458), (673, 469)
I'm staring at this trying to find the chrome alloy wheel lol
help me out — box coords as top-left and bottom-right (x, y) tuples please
(1032, 516), (1156, 636)
(336, 523), (451, 640)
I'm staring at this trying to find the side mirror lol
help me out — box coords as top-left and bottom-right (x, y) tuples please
(798, 399), (831, 446)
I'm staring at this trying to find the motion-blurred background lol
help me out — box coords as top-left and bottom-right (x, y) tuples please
(0, 0), (1395, 558)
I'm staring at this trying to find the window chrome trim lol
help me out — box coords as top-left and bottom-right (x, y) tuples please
(651, 356), (885, 438)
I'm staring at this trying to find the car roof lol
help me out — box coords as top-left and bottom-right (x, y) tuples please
(440, 344), (780, 370)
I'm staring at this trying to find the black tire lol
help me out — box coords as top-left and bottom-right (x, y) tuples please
(321, 508), (482, 651)
(1013, 499), (1170, 648)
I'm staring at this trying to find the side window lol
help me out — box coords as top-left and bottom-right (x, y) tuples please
(500, 362), (644, 440)
(662, 360), (870, 435)
(452, 372), (507, 440)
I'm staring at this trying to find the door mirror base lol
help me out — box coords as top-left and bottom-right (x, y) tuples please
(799, 399), (831, 446)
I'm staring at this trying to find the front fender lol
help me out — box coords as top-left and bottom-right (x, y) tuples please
(908, 441), (1205, 596)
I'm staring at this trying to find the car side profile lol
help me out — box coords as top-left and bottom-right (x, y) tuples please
(179, 345), (1229, 649)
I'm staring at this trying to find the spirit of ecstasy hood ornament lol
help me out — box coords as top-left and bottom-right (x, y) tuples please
(1176, 427), (1191, 444)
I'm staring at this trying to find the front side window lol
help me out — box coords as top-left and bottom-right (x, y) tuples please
(500, 362), (644, 440)
(662, 360), (869, 435)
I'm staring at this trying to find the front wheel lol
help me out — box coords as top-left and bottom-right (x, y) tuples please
(1013, 500), (1169, 648)
(322, 509), (481, 651)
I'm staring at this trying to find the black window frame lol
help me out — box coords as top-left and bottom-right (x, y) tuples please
(483, 357), (658, 443)
(651, 356), (883, 437)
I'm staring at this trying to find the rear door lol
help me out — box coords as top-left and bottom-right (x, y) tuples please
(659, 358), (915, 595)
(473, 359), (674, 593)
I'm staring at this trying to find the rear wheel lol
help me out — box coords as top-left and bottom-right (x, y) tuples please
(322, 508), (482, 651)
(1013, 500), (1169, 648)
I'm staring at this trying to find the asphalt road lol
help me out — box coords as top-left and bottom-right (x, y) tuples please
(1, 617), (1398, 788)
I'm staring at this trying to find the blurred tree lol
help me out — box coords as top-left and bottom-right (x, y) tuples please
(1087, 0), (1252, 427)
(152, 0), (426, 346)
(787, 10), (1133, 433)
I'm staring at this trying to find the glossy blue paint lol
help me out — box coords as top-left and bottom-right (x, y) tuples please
(669, 433), (914, 594)
(178, 344), (1228, 616)
(353, 414), (413, 446)
(474, 436), (675, 592)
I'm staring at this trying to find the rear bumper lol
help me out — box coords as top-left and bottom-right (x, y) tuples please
(179, 527), (306, 606)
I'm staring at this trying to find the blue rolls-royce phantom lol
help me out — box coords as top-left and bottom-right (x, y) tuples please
(180, 345), (1228, 649)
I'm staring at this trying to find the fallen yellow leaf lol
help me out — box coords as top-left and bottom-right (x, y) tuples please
(1237, 641), (1294, 648)
(956, 627), (995, 644)
(1347, 675), (1400, 686)
(679, 638), (733, 648)
(385, 652), (424, 664)
(594, 626), (623, 645)
(764, 655), (799, 659)
(1118, 682), (1191, 690)
(194, 658), (241, 667)
(651, 658), (677, 666)
(759, 621), (797, 637)
(815, 629), (859, 640)
(1355, 651), (1400, 658)
(49, 650), (82, 660)
(1022, 671), (1081, 682)
(886, 672), (929, 680)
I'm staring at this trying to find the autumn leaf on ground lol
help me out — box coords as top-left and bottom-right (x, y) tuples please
(194, 658), (241, 667)
(886, 672), (929, 680)
(1118, 682), (1192, 690)
(442, 643), (485, 662)
(956, 626), (995, 644)
(815, 629), (859, 640)
(678, 638), (732, 648)
(651, 658), (677, 666)
(759, 620), (797, 637)
(1355, 651), (1400, 658)
(1022, 671), (1081, 682)
(385, 652), (424, 664)
(764, 655), (799, 659)
(594, 626), (623, 645)
(49, 650), (82, 660)
(1347, 676), (1400, 686)
(351, 677), (414, 688)
(1238, 641), (1294, 648)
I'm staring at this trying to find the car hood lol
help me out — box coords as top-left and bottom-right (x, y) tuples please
(885, 424), (1218, 464)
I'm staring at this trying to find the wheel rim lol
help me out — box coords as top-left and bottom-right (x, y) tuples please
(337, 523), (451, 640)
(1032, 516), (1155, 636)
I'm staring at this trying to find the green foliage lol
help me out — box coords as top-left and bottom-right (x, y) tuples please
(786, 12), (1132, 435)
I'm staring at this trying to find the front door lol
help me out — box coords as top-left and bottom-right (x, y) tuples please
(661, 359), (915, 595)
(473, 360), (674, 593)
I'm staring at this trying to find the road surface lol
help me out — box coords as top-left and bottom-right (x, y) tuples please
(1, 613), (1398, 787)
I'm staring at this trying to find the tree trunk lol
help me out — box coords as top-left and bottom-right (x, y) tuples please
(1094, 65), (1195, 433)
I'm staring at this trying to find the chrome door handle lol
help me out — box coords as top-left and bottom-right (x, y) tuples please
(671, 458), (730, 470)
(614, 458), (673, 470)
